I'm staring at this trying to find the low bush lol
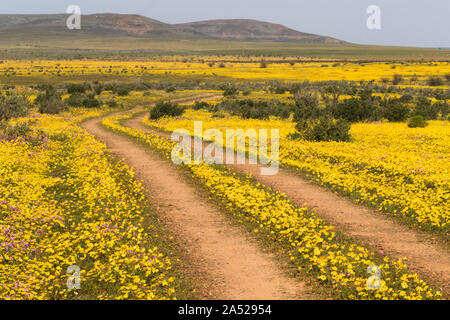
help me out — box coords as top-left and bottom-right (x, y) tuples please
(38, 94), (66, 115)
(66, 93), (85, 107)
(66, 83), (88, 94)
(427, 76), (444, 86)
(293, 91), (323, 120)
(223, 87), (238, 97)
(82, 96), (101, 108)
(216, 99), (293, 120)
(0, 94), (30, 121)
(291, 117), (351, 142)
(399, 94), (413, 103)
(116, 87), (130, 96)
(407, 115), (428, 128)
(332, 98), (377, 122)
(392, 74), (403, 85)
(412, 97), (447, 120)
(149, 101), (184, 120)
(382, 99), (410, 122)
(192, 101), (210, 110)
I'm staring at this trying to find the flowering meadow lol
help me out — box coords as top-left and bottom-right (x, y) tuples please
(143, 109), (449, 234)
(0, 111), (176, 300)
(1, 59), (449, 83)
(0, 55), (448, 300)
(102, 111), (442, 300)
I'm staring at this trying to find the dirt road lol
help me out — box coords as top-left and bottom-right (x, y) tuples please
(127, 111), (450, 295)
(81, 98), (313, 300)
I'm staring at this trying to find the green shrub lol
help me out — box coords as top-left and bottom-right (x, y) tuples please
(0, 120), (46, 145)
(292, 117), (351, 142)
(150, 101), (184, 120)
(222, 99), (270, 119)
(223, 87), (238, 97)
(432, 102), (449, 119)
(38, 94), (66, 115)
(109, 84), (131, 96)
(93, 84), (104, 95)
(392, 74), (403, 85)
(216, 99), (292, 120)
(270, 85), (288, 94)
(66, 93), (85, 107)
(192, 101), (210, 110)
(427, 76), (444, 86)
(116, 87), (130, 96)
(0, 95), (30, 121)
(34, 85), (57, 105)
(82, 96), (101, 108)
(407, 115), (428, 128)
(399, 94), (413, 103)
(382, 99), (410, 122)
(333, 98), (377, 122)
(293, 91), (323, 121)
(412, 97), (446, 120)
(35, 84), (56, 95)
(106, 99), (119, 108)
(0, 121), (32, 139)
(67, 83), (88, 94)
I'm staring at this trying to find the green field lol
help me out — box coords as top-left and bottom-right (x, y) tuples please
(1, 36), (449, 60)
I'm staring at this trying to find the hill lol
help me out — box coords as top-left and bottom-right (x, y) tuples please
(0, 13), (340, 43)
(178, 19), (340, 43)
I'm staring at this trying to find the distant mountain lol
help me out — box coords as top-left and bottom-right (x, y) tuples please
(0, 14), (209, 40)
(178, 19), (341, 43)
(0, 13), (342, 43)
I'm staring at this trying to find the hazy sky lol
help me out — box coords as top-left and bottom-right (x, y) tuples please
(1, 0), (449, 47)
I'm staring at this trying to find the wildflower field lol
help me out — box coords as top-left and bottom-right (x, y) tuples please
(0, 55), (449, 300)
(1, 59), (449, 84)
(144, 110), (449, 234)
(0, 110), (177, 299)
(102, 110), (442, 300)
